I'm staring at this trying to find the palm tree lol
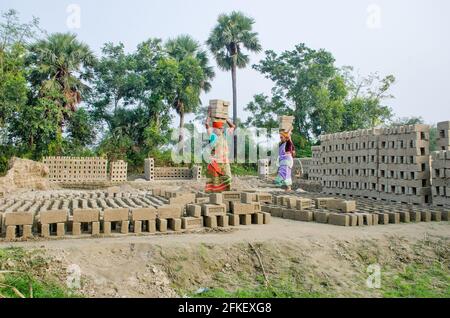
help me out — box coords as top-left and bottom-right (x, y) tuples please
(27, 32), (96, 123)
(165, 35), (215, 141)
(207, 11), (262, 158)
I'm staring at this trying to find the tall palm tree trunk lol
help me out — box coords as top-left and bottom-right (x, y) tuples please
(231, 58), (237, 162)
(179, 111), (184, 142)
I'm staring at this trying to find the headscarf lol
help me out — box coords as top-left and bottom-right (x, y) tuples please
(280, 131), (290, 139)
(212, 121), (224, 129)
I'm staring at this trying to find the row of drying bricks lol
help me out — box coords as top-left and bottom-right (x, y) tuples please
(0, 195), (168, 214)
(0, 191), (272, 240)
(263, 196), (449, 226)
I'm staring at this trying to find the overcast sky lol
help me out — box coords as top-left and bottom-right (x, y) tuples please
(2, 0), (449, 124)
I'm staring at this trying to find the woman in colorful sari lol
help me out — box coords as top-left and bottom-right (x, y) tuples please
(274, 129), (296, 192)
(204, 115), (236, 193)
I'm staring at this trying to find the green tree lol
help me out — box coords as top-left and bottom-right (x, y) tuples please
(252, 43), (395, 140)
(27, 33), (96, 126)
(165, 35), (214, 141)
(207, 11), (262, 157)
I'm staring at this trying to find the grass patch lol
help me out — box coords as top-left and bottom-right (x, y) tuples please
(0, 247), (81, 298)
(191, 280), (328, 298)
(382, 262), (450, 298)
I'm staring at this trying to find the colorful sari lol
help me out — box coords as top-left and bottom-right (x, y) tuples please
(205, 130), (232, 193)
(274, 141), (293, 187)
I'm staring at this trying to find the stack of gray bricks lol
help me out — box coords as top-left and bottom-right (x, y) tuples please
(319, 125), (432, 204)
(144, 158), (155, 181)
(378, 125), (431, 204)
(320, 128), (380, 199)
(109, 160), (128, 183)
(258, 159), (270, 180)
(308, 146), (322, 182)
(437, 121), (450, 151)
(431, 150), (450, 207)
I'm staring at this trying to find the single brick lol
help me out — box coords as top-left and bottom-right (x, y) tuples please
(92, 221), (100, 235)
(376, 213), (389, 225)
(314, 211), (329, 223)
(239, 214), (252, 225)
(252, 213), (264, 225)
(388, 212), (400, 224)
(296, 198), (313, 210)
(262, 212), (271, 224)
(4, 212), (33, 226)
(222, 191), (241, 202)
(148, 220), (156, 233)
(56, 223), (65, 237)
(41, 224), (50, 237)
(23, 225), (32, 238)
(227, 213), (240, 226)
(282, 209), (296, 220)
(103, 221), (111, 234)
(409, 211), (421, 222)
(121, 221), (129, 234)
(6, 225), (16, 240)
(255, 193), (272, 204)
(363, 214), (373, 226)
(103, 208), (129, 222)
(230, 202), (254, 215)
(134, 220), (142, 233)
(202, 204), (227, 216)
(181, 217), (203, 229)
(420, 211), (431, 222)
(157, 218), (167, 232)
(73, 209), (100, 223)
(168, 218), (182, 231)
(130, 208), (157, 221)
(158, 204), (184, 219)
(328, 213), (350, 226)
(218, 215), (229, 227)
(187, 204), (202, 218)
(72, 222), (81, 235)
(209, 193), (223, 204)
(204, 216), (218, 228)
(241, 192), (255, 203)
(349, 214), (358, 226)
(372, 213), (379, 225)
(399, 211), (410, 223)
(294, 210), (313, 222)
(40, 210), (68, 224)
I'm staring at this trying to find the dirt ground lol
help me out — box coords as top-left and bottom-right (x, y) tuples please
(1, 216), (448, 297)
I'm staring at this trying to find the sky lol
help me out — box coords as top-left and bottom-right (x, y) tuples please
(2, 0), (449, 125)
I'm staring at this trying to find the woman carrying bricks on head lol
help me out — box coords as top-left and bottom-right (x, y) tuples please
(204, 110), (236, 193)
(274, 129), (295, 192)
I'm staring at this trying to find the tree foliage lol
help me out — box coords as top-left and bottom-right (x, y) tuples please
(249, 43), (395, 142)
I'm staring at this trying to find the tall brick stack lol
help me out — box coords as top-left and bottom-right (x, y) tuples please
(378, 125), (431, 204)
(321, 128), (380, 199)
(43, 156), (107, 182)
(258, 159), (270, 180)
(431, 150), (450, 207)
(308, 146), (322, 182)
(144, 158), (155, 181)
(437, 121), (450, 151)
(319, 125), (432, 204)
(110, 160), (128, 182)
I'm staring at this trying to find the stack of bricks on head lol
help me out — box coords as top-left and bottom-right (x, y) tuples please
(0, 189), (272, 241)
(209, 99), (229, 123)
(279, 115), (294, 133)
